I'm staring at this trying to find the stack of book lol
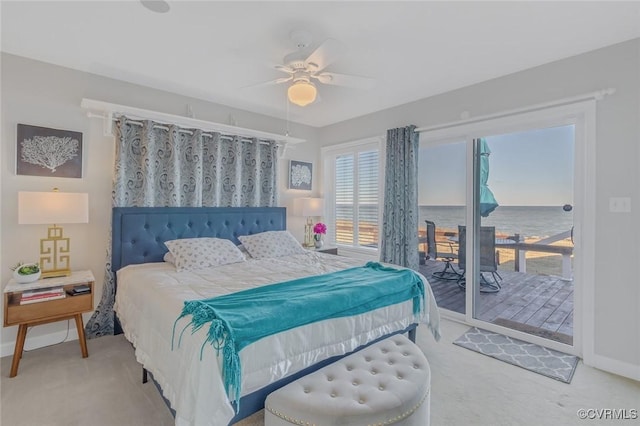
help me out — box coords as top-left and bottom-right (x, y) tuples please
(20, 287), (65, 305)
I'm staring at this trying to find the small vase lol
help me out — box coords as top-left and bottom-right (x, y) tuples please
(314, 239), (323, 249)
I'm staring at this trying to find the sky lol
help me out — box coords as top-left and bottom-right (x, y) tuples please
(418, 125), (575, 206)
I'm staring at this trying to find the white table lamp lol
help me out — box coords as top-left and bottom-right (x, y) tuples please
(293, 197), (324, 247)
(18, 190), (89, 278)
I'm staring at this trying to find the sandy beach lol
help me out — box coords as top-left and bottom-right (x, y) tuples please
(420, 228), (574, 278)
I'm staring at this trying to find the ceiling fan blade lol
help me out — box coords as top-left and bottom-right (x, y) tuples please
(304, 38), (346, 72)
(240, 76), (292, 89)
(273, 76), (294, 84)
(313, 72), (375, 90)
(274, 64), (295, 74)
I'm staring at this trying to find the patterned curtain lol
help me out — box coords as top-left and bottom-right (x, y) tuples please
(85, 118), (278, 337)
(380, 125), (420, 270)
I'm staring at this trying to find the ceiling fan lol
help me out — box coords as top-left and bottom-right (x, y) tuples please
(252, 30), (375, 107)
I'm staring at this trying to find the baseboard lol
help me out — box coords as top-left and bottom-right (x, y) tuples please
(587, 353), (640, 381)
(1, 327), (79, 358)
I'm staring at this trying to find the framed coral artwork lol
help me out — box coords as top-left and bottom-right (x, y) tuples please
(16, 124), (83, 178)
(289, 160), (312, 190)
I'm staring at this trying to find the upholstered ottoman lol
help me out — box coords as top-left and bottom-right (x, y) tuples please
(264, 334), (431, 426)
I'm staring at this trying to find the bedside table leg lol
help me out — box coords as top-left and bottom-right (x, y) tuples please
(74, 314), (89, 358)
(10, 324), (28, 377)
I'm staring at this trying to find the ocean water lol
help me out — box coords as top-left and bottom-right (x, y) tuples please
(419, 205), (573, 239)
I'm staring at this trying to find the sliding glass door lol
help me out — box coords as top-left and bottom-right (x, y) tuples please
(473, 127), (575, 346)
(419, 119), (579, 354)
(418, 140), (467, 315)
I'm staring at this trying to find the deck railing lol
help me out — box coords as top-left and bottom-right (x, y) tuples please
(506, 231), (574, 280)
(334, 221), (574, 279)
(419, 228), (574, 280)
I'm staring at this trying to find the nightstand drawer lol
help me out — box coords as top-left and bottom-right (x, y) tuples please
(5, 292), (92, 326)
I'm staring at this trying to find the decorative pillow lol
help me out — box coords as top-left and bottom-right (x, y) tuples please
(163, 251), (176, 264)
(164, 238), (246, 272)
(238, 231), (306, 259)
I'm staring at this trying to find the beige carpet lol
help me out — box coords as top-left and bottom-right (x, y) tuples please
(2, 319), (639, 426)
(0, 332), (261, 426)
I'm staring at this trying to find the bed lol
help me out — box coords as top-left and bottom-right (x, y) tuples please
(111, 207), (440, 425)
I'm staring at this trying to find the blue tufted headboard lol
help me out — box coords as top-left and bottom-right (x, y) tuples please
(111, 207), (287, 273)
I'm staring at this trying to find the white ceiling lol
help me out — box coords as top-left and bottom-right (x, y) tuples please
(2, 1), (640, 128)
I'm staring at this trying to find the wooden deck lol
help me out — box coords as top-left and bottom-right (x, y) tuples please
(420, 260), (574, 345)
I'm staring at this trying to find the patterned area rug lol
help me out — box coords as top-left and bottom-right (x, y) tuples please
(453, 327), (579, 383)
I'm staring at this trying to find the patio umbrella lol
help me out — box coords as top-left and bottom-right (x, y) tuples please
(479, 138), (498, 217)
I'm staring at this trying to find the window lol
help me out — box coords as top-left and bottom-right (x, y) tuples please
(323, 137), (383, 253)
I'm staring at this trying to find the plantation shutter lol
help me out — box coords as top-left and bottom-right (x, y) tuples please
(333, 149), (379, 248)
(358, 150), (379, 247)
(335, 154), (354, 244)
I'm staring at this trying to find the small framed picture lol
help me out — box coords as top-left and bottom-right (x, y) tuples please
(289, 160), (312, 190)
(16, 124), (83, 178)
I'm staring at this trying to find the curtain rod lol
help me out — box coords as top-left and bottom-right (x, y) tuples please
(118, 119), (275, 145)
(414, 88), (615, 134)
(80, 98), (305, 145)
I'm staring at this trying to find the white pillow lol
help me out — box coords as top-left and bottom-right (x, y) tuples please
(163, 251), (176, 264)
(164, 238), (246, 272)
(238, 231), (306, 259)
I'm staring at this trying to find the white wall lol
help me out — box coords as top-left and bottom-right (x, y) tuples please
(319, 39), (640, 378)
(0, 53), (320, 354)
(3, 37), (639, 379)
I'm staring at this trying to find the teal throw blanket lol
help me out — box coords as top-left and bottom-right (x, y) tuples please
(173, 261), (425, 409)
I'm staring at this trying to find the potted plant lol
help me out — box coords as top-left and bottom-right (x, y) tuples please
(11, 262), (41, 284)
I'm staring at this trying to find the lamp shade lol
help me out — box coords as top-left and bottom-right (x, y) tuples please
(293, 197), (324, 217)
(288, 81), (317, 107)
(18, 191), (89, 224)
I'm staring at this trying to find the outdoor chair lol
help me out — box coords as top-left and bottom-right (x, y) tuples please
(425, 220), (462, 280)
(457, 225), (503, 293)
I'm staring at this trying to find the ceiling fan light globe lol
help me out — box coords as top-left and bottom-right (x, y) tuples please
(288, 81), (317, 107)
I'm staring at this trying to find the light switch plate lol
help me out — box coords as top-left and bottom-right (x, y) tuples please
(609, 197), (631, 213)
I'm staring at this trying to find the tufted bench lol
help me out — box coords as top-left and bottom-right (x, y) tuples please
(264, 334), (431, 426)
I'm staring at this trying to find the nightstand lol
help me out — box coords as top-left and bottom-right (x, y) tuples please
(3, 270), (95, 377)
(311, 246), (338, 255)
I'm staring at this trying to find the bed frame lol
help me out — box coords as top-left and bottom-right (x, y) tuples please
(111, 206), (417, 424)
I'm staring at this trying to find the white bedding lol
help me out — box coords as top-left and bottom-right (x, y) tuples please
(114, 251), (440, 426)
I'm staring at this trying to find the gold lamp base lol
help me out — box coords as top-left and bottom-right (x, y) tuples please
(41, 269), (72, 279)
(303, 217), (315, 247)
(39, 224), (72, 279)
